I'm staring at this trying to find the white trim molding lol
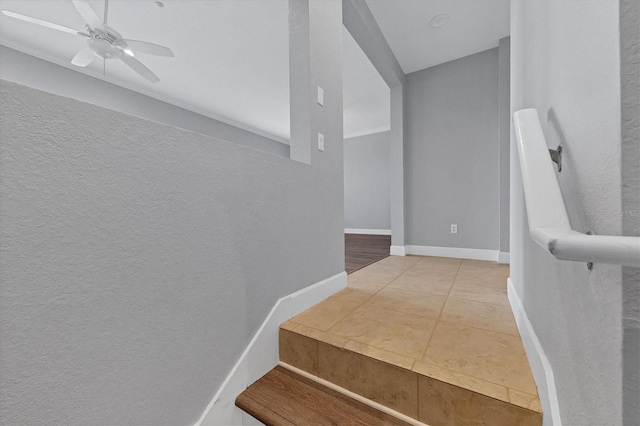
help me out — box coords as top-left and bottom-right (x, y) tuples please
(345, 228), (392, 235)
(195, 271), (347, 426)
(343, 126), (391, 140)
(404, 245), (500, 262)
(390, 245), (406, 256)
(498, 252), (511, 264)
(507, 278), (562, 426)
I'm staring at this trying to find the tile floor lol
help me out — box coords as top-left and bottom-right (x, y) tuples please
(281, 255), (542, 423)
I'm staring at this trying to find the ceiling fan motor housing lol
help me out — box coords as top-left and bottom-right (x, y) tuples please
(88, 25), (125, 59)
(1, 0), (172, 82)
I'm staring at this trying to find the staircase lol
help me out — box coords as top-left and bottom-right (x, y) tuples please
(236, 365), (411, 425)
(236, 256), (543, 425)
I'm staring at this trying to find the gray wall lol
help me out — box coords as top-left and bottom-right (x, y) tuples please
(510, 0), (629, 424)
(0, 2), (344, 420)
(405, 48), (500, 250)
(620, 1), (640, 423)
(498, 37), (510, 254)
(344, 131), (391, 230)
(0, 45), (290, 158)
(343, 0), (405, 248)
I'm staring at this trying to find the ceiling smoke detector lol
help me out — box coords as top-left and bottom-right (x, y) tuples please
(429, 14), (450, 28)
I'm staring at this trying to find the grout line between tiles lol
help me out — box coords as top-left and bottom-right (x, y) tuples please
(412, 358), (537, 398)
(357, 300), (443, 322)
(418, 260), (461, 362)
(374, 259), (430, 290)
(323, 294), (379, 335)
(445, 293), (514, 308)
(377, 285), (453, 298)
(420, 373), (541, 414)
(435, 317), (520, 338)
(415, 369), (419, 421)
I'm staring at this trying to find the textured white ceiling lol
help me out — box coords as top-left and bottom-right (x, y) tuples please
(0, 0), (390, 144)
(365, 0), (510, 74)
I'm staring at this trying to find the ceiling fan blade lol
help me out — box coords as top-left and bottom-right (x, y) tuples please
(2, 10), (82, 35)
(71, 0), (103, 29)
(122, 40), (174, 57)
(71, 47), (96, 67)
(120, 55), (160, 83)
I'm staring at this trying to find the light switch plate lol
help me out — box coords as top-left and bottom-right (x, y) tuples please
(318, 133), (325, 152)
(317, 86), (324, 106)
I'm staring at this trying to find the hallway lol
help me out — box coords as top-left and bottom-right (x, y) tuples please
(280, 256), (541, 424)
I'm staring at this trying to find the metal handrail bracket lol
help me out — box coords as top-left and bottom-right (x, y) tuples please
(513, 108), (640, 268)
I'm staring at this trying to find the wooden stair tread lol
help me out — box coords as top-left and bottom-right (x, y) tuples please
(236, 366), (411, 426)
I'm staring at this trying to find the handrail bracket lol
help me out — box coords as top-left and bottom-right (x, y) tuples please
(549, 145), (562, 172)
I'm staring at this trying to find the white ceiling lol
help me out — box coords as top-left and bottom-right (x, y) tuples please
(0, 0), (292, 143)
(0, 0), (390, 144)
(365, 0), (510, 74)
(0, 0), (509, 144)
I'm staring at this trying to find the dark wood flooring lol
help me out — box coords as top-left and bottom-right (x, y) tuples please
(345, 234), (391, 274)
(236, 366), (410, 426)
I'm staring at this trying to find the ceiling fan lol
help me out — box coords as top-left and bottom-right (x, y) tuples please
(2, 0), (174, 83)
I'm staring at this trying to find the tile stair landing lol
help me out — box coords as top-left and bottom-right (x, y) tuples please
(278, 256), (542, 425)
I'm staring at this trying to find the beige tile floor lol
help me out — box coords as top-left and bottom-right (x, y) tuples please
(283, 255), (541, 414)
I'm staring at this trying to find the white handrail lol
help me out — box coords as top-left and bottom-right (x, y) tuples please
(513, 108), (640, 267)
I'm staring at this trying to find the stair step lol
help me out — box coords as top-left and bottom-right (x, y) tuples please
(279, 323), (543, 425)
(236, 365), (412, 426)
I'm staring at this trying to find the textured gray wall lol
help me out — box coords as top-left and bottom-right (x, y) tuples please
(620, 0), (640, 424)
(0, 45), (290, 158)
(405, 48), (500, 250)
(510, 1), (624, 424)
(0, 75), (343, 424)
(498, 37), (510, 254)
(344, 131), (390, 230)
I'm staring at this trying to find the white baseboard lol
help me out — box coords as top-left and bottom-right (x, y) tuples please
(507, 278), (562, 426)
(498, 252), (511, 264)
(195, 271), (348, 426)
(344, 228), (392, 235)
(404, 245), (499, 262)
(390, 245), (406, 256)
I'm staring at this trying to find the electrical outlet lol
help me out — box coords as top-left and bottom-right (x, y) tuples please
(317, 86), (324, 106)
(451, 224), (458, 234)
(318, 133), (325, 152)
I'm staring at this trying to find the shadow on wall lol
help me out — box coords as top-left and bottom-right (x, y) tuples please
(546, 107), (595, 233)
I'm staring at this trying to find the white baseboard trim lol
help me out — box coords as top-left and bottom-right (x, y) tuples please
(195, 271), (348, 426)
(344, 228), (392, 235)
(507, 278), (562, 426)
(498, 252), (511, 264)
(405, 245), (499, 262)
(390, 245), (406, 256)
